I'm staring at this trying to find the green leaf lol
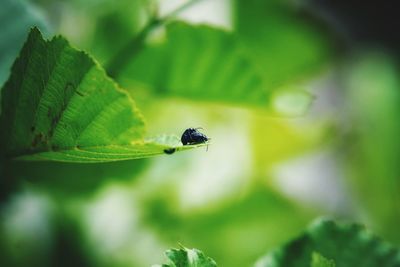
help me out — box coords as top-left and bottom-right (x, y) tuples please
(0, 28), (202, 163)
(154, 246), (217, 267)
(311, 252), (335, 267)
(255, 219), (400, 267)
(119, 0), (333, 111)
(233, 0), (332, 87)
(119, 20), (321, 113)
(119, 22), (271, 108)
(0, 0), (49, 85)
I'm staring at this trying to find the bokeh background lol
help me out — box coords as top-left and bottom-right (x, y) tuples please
(0, 0), (399, 266)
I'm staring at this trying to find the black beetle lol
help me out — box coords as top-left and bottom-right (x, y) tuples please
(181, 128), (209, 145)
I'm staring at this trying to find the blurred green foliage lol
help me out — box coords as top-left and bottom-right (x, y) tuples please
(233, 0), (331, 87)
(119, 22), (272, 107)
(311, 252), (335, 267)
(255, 220), (400, 267)
(118, 0), (332, 111)
(141, 187), (313, 266)
(1, 0), (400, 267)
(341, 53), (400, 244)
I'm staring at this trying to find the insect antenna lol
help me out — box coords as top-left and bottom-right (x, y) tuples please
(205, 137), (211, 152)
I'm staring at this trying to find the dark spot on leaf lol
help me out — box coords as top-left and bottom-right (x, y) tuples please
(31, 133), (46, 147)
(52, 114), (60, 127)
(31, 126), (35, 132)
(63, 83), (75, 108)
(48, 113), (61, 138)
(76, 90), (84, 97)
(164, 148), (176, 155)
(31, 135), (40, 147)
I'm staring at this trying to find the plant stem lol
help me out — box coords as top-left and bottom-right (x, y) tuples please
(105, 19), (160, 79)
(105, 0), (203, 79)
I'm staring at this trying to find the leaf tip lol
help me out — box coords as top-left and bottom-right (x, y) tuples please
(28, 26), (46, 41)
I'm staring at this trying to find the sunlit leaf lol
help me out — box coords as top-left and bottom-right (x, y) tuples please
(0, 28), (202, 163)
(255, 219), (400, 267)
(154, 246), (217, 267)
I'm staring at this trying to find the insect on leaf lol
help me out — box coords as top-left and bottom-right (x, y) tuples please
(0, 28), (201, 163)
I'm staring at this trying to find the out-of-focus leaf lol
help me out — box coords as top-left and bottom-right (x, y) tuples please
(311, 252), (335, 267)
(144, 188), (313, 267)
(60, 0), (156, 64)
(154, 246), (217, 267)
(233, 0), (332, 87)
(1, 197), (96, 267)
(0, 0), (49, 86)
(343, 53), (400, 243)
(0, 28), (202, 163)
(254, 219), (400, 267)
(119, 22), (272, 108)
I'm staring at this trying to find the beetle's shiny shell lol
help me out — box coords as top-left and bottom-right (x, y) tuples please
(181, 128), (209, 145)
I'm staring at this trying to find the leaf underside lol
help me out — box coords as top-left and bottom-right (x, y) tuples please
(0, 28), (201, 163)
(14, 142), (203, 163)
